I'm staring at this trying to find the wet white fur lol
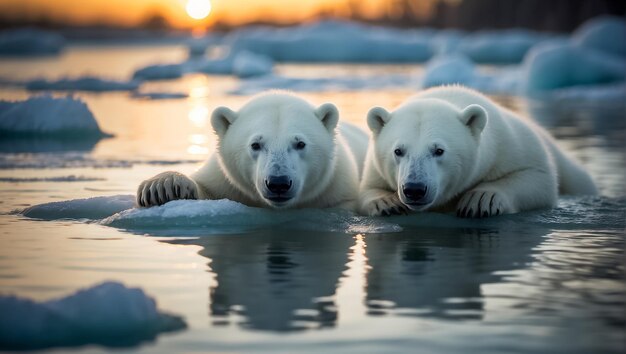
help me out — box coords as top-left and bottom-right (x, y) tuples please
(359, 86), (597, 217)
(137, 92), (367, 210)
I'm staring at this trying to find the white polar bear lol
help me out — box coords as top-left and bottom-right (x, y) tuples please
(359, 86), (597, 218)
(137, 92), (368, 210)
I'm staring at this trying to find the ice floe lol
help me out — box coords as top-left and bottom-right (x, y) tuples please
(231, 73), (414, 95)
(227, 20), (434, 63)
(421, 55), (477, 88)
(232, 51), (274, 78)
(132, 63), (184, 81)
(572, 16), (626, 58)
(26, 77), (140, 92)
(0, 28), (65, 56)
(522, 17), (626, 94)
(16, 194), (626, 236)
(0, 95), (109, 138)
(21, 195), (135, 220)
(456, 29), (549, 64)
(420, 54), (521, 94)
(0, 281), (185, 350)
(131, 91), (188, 100)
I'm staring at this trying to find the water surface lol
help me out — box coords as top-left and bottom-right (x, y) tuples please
(0, 46), (624, 353)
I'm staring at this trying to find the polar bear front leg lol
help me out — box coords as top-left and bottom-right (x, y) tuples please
(136, 171), (199, 207)
(359, 188), (409, 216)
(456, 168), (557, 218)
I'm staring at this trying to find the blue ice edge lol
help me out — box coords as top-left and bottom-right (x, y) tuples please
(16, 194), (626, 235)
(0, 281), (186, 351)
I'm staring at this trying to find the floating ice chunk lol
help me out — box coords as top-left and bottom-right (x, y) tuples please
(226, 21), (551, 64)
(228, 20), (433, 63)
(192, 50), (274, 77)
(132, 63), (184, 81)
(26, 76), (140, 92)
(19, 196), (401, 235)
(419, 54), (521, 94)
(522, 41), (626, 93)
(101, 199), (402, 235)
(0, 95), (108, 137)
(20, 195), (626, 235)
(0, 281), (185, 350)
(21, 194), (135, 220)
(231, 73), (414, 95)
(232, 51), (273, 78)
(194, 53), (236, 74)
(421, 55), (476, 88)
(573, 16), (626, 58)
(457, 30), (546, 64)
(522, 17), (626, 93)
(0, 28), (65, 56)
(131, 91), (188, 100)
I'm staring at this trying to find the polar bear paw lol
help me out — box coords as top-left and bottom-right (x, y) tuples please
(363, 194), (409, 217)
(137, 171), (198, 207)
(456, 189), (514, 218)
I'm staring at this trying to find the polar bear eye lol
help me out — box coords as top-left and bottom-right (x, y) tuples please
(251, 142), (261, 151)
(295, 141), (306, 150)
(434, 148), (445, 156)
(394, 148), (404, 157)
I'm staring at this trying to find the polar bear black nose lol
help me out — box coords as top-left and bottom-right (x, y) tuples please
(403, 183), (428, 201)
(266, 175), (292, 194)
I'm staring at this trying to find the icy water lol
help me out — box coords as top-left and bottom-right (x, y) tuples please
(0, 46), (625, 353)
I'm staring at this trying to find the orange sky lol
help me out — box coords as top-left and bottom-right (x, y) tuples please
(0, 0), (433, 28)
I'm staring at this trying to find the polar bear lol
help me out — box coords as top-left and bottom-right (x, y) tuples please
(137, 92), (368, 210)
(359, 86), (597, 218)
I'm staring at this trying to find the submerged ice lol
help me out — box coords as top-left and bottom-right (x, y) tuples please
(17, 194), (626, 236)
(0, 282), (185, 350)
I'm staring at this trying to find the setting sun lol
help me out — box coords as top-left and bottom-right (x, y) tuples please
(186, 0), (212, 20)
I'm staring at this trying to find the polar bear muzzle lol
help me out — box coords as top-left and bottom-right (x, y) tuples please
(264, 175), (294, 202)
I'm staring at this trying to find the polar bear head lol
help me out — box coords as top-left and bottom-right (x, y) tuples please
(211, 93), (339, 208)
(367, 98), (488, 211)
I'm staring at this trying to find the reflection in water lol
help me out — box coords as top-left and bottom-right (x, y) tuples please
(187, 133), (209, 155)
(525, 97), (626, 142)
(165, 232), (353, 332)
(0, 136), (104, 153)
(364, 227), (541, 320)
(164, 226), (548, 331)
(187, 105), (209, 128)
(186, 76), (211, 156)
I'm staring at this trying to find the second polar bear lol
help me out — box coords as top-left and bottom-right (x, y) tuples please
(359, 86), (597, 218)
(137, 92), (368, 210)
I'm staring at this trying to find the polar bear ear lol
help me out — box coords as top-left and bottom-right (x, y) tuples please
(367, 107), (391, 135)
(315, 103), (339, 132)
(460, 104), (487, 136)
(211, 106), (238, 137)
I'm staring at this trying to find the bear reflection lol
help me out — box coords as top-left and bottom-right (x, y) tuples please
(167, 231), (352, 332)
(364, 227), (541, 320)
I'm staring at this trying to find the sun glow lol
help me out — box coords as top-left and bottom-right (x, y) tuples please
(185, 0), (212, 20)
